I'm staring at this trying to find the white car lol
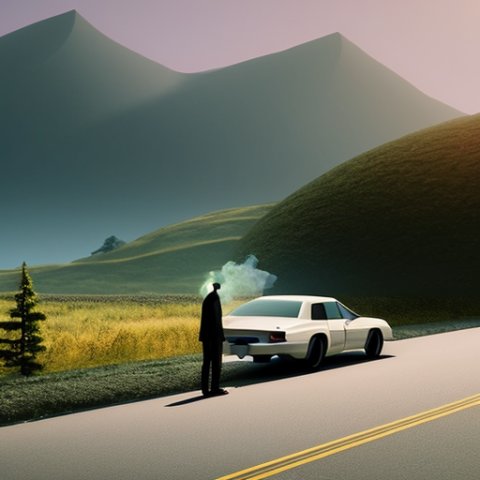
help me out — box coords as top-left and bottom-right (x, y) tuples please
(223, 295), (393, 368)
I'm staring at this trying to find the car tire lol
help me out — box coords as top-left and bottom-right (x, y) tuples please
(305, 335), (326, 370)
(365, 329), (384, 358)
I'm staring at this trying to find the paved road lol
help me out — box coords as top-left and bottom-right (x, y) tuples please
(1, 328), (479, 480)
(273, 406), (479, 480)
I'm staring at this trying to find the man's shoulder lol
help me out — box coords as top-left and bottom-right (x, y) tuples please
(202, 292), (214, 303)
(204, 291), (220, 300)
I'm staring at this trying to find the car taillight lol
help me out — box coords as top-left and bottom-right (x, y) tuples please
(269, 331), (286, 343)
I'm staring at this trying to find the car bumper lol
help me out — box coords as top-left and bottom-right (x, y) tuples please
(226, 341), (307, 360)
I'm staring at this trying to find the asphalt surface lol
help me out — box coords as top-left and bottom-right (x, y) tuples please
(1, 328), (479, 480)
(273, 407), (480, 480)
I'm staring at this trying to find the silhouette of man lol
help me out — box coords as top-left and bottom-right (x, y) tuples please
(200, 282), (228, 397)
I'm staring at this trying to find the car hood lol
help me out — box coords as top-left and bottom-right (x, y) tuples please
(223, 315), (304, 331)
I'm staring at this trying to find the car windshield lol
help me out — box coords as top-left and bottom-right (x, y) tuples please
(229, 300), (302, 318)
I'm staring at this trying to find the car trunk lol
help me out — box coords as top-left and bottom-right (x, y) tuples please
(223, 316), (300, 344)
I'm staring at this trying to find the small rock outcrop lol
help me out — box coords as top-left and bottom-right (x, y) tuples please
(91, 236), (126, 255)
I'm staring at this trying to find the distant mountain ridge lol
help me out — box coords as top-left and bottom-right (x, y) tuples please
(0, 10), (462, 268)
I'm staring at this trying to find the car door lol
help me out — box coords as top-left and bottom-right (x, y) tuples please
(323, 302), (346, 353)
(337, 302), (369, 350)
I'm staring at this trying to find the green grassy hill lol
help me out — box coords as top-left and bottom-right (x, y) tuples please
(0, 204), (273, 294)
(0, 10), (462, 268)
(238, 114), (480, 302)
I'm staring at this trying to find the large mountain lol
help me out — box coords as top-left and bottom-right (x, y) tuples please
(238, 114), (480, 298)
(0, 10), (462, 268)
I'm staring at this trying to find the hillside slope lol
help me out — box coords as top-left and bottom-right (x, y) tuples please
(0, 204), (273, 294)
(239, 114), (480, 298)
(0, 10), (462, 267)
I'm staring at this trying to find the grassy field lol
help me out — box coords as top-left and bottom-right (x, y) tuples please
(37, 300), (200, 372)
(0, 295), (248, 375)
(1, 296), (200, 374)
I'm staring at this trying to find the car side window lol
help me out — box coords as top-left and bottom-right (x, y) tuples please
(311, 303), (327, 320)
(324, 302), (343, 320)
(337, 302), (358, 320)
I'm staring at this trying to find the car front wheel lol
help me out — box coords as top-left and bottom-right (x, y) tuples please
(365, 329), (384, 358)
(305, 335), (326, 369)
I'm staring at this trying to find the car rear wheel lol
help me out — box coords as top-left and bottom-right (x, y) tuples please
(305, 335), (326, 369)
(365, 329), (384, 358)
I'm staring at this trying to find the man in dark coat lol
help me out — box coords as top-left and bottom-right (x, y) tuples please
(200, 282), (228, 396)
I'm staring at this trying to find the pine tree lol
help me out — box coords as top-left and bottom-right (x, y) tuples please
(0, 262), (46, 375)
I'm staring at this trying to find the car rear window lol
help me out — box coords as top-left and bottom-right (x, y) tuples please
(229, 300), (302, 318)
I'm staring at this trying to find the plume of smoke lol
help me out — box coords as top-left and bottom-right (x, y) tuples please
(200, 255), (277, 303)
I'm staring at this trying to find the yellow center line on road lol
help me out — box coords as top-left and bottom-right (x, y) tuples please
(216, 393), (480, 480)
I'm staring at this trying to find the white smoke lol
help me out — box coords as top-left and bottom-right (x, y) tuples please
(200, 254), (277, 303)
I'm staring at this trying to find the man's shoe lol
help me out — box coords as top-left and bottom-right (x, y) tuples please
(210, 389), (228, 396)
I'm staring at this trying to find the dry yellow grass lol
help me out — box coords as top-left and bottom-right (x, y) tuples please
(0, 298), (243, 374)
(40, 301), (203, 372)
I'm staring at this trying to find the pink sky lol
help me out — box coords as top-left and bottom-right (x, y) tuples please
(1, 0), (479, 113)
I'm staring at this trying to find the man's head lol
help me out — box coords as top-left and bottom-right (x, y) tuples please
(212, 282), (221, 291)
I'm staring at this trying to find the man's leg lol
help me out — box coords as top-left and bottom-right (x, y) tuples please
(211, 340), (223, 392)
(201, 342), (212, 395)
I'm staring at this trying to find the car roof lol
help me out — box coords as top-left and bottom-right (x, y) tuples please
(255, 295), (337, 303)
